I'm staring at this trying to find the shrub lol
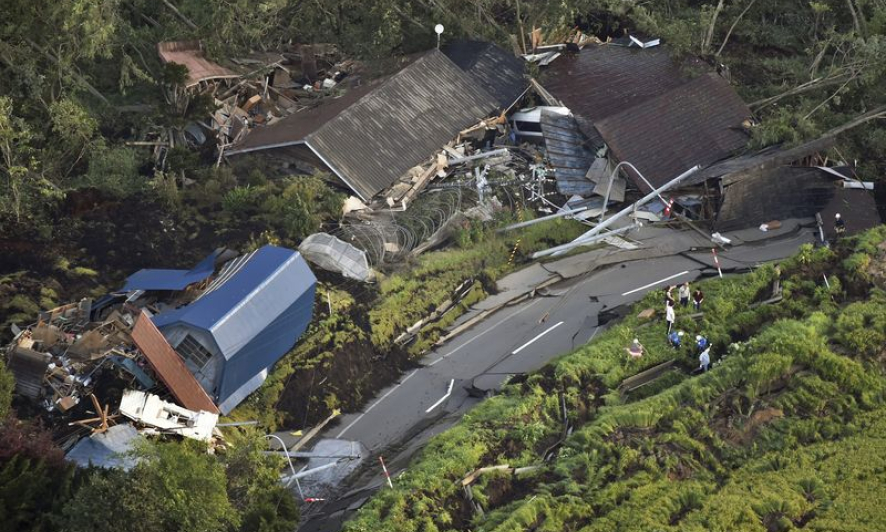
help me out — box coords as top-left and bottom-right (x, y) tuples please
(834, 301), (886, 357)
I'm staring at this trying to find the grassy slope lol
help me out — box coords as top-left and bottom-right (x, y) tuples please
(344, 226), (886, 532)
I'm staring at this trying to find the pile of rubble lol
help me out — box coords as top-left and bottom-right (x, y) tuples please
(4, 296), (221, 459)
(6, 301), (144, 414)
(136, 40), (362, 167)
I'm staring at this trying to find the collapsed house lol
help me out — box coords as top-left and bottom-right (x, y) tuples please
(536, 43), (752, 205)
(157, 41), (240, 88)
(715, 166), (884, 235)
(120, 245), (317, 414)
(4, 245), (317, 457)
(226, 45), (527, 203)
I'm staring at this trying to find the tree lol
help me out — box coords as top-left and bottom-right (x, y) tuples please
(223, 438), (300, 532)
(0, 418), (83, 532)
(61, 441), (238, 532)
(0, 360), (12, 421)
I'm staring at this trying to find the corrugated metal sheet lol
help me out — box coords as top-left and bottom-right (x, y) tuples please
(157, 41), (238, 88)
(131, 312), (219, 413)
(544, 45), (688, 123)
(306, 50), (498, 200)
(539, 109), (597, 196)
(7, 346), (50, 399)
(594, 73), (751, 193)
(443, 40), (527, 108)
(151, 246), (317, 414)
(122, 249), (221, 292)
(299, 232), (372, 281)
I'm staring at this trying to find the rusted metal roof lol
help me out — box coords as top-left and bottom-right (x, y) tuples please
(157, 41), (238, 88)
(594, 73), (751, 192)
(228, 50), (499, 201)
(544, 45), (687, 123)
(131, 312), (218, 413)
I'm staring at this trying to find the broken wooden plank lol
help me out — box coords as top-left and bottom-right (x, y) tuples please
(618, 359), (676, 393)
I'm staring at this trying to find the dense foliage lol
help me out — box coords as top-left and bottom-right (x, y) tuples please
(2, 2), (886, 530)
(344, 227), (886, 531)
(0, 423), (299, 532)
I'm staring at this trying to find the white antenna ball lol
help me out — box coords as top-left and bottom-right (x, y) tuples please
(435, 24), (444, 35)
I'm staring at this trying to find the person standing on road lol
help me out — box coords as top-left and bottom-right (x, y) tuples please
(665, 300), (675, 334)
(698, 347), (711, 372)
(834, 213), (846, 237)
(692, 289), (704, 311)
(679, 282), (691, 307)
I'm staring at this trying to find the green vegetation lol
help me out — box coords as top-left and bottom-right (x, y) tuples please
(344, 227), (886, 532)
(2, 1), (886, 530)
(0, 419), (299, 532)
(233, 213), (585, 429)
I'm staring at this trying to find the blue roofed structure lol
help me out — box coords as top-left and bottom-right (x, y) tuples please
(123, 249), (222, 292)
(145, 246), (316, 414)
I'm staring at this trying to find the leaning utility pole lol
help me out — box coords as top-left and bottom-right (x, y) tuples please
(531, 165), (701, 259)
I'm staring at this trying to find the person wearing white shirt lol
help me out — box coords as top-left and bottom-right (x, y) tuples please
(678, 282), (690, 307)
(699, 347), (711, 372)
(665, 301), (675, 334)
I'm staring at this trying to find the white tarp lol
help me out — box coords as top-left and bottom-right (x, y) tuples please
(299, 233), (374, 282)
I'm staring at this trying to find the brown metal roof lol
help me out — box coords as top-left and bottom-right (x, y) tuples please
(157, 41), (238, 88)
(543, 45), (688, 123)
(594, 73), (752, 192)
(131, 312), (218, 413)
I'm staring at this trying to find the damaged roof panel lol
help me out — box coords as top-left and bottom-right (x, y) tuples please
(226, 82), (380, 155)
(157, 41), (238, 88)
(66, 424), (141, 470)
(539, 109), (597, 196)
(151, 246), (316, 414)
(594, 73), (751, 192)
(544, 45), (687, 122)
(122, 249), (221, 292)
(717, 165), (884, 234)
(443, 40), (527, 108)
(131, 312), (219, 413)
(716, 167), (836, 231)
(306, 50), (498, 201)
(7, 346), (50, 399)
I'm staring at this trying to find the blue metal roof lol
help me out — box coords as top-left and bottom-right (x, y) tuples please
(152, 246), (317, 413)
(122, 250), (221, 292)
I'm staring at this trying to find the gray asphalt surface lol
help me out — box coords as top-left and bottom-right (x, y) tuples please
(297, 226), (816, 531)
